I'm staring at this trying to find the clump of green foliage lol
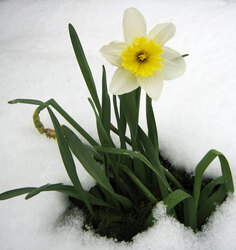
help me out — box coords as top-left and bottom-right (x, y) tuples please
(0, 24), (234, 242)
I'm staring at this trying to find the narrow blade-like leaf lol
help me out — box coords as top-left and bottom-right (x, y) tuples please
(101, 66), (111, 135)
(94, 146), (170, 190)
(62, 125), (113, 192)
(193, 149), (234, 210)
(69, 23), (101, 114)
(163, 189), (192, 213)
(62, 125), (132, 209)
(8, 99), (44, 105)
(47, 107), (94, 216)
(197, 184), (227, 227)
(0, 187), (35, 200)
(198, 176), (224, 205)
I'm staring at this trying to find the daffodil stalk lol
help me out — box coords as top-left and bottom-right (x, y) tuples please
(0, 8), (234, 240)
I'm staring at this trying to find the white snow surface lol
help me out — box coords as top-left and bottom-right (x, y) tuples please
(0, 0), (236, 249)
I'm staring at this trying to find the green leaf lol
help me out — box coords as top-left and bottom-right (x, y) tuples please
(0, 183), (111, 207)
(163, 189), (192, 213)
(47, 107), (94, 217)
(197, 184), (227, 228)
(25, 183), (61, 199)
(112, 95), (132, 169)
(101, 66), (111, 135)
(94, 146), (170, 190)
(198, 176), (224, 206)
(88, 98), (114, 148)
(8, 99), (44, 105)
(68, 23), (101, 114)
(188, 149), (234, 230)
(193, 149), (234, 210)
(9, 98), (99, 147)
(27, 183), (112, 207)
(0, 187), (35, 200)
(217, 152), (234, 193)
(89, 97), (125, 191)
(46, 99), (99, 147)
(62, 125), (113, 193)
(183, 197), (196, 229)
(62, 125), (132, 210)
(138, 127), (170, 198)
(162, 167), (185, 191)
(120, 164), (156, 202)
(84, 144), (103, 162)
(110, 124), (132, 146)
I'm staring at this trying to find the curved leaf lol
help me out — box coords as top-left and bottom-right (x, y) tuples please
(193, 149), (234, 209)
(163, 189), (192, 212)
(197, 184), (227, 227)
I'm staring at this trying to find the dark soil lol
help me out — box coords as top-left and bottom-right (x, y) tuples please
(67, 154), (213, 242)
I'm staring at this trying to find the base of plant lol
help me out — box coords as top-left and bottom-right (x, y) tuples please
(67, 154), (213, 242)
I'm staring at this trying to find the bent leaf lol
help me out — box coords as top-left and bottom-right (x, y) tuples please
(197, 184), (227, 227)
(193, 149), (234, 210)
(198, 176), (224, 206)
(163, 189), (192, 212)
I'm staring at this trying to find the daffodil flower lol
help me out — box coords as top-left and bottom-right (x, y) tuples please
(100, 8), (186, 101)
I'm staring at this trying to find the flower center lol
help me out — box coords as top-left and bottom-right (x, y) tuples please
(137, 52), (148, 62)
(122, 37), (163, 77)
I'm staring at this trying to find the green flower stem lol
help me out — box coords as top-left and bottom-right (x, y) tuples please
(120, 164), (156, 203)
(146, 95), (158, 151)
(112, 95), (127, 149)
(119, 91), (146, 184)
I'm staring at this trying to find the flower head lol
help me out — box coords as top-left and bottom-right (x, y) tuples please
(100, 8), (186, 101)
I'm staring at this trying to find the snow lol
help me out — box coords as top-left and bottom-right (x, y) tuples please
(0, 0), (236, 249)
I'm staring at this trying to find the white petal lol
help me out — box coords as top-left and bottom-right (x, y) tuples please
(100, 41), (127, 66)
(162, 46), (186, 80)
(138, 71), (163, 101)
(110, 67), (139, 95)
(148, 23), (176, 45)
(123, 8), (146, 43)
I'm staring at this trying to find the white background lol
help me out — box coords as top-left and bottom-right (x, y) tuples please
(0, 0), (236, 249)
